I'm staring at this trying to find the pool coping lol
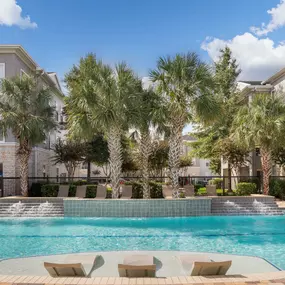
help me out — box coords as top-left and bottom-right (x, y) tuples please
(1, 271), (285, 284)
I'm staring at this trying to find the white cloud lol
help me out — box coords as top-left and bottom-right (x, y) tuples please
(202, 32), (285, 80)
(250, 0), (285, 36)
(0, 0), (37, 29)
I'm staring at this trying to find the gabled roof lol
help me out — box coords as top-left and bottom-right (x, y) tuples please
(0, 45), (64, 98)
(47, 72), (62, 92)
(239, 81), (262, 85)
(262, 67), (285, 85)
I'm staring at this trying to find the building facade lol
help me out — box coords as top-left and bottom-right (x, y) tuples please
(0, 45), (71, 195)
(221, 67), (285, 188)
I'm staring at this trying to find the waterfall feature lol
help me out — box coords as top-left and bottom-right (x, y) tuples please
(0, 198), (64, 217)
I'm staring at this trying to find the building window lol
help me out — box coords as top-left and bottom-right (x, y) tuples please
(0, 63), (5, 79)
(206, 162), (209, 167)
(43, 165), (46, 177)
(82, 162), (88, 170)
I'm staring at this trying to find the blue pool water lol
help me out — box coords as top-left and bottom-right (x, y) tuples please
(0, 216), (285, 269)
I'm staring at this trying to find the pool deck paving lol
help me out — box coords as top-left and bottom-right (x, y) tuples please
(0, 251), (282, 284)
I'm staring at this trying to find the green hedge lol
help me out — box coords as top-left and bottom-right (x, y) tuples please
(236, 182), (256, 196)
(269, 179), (285, 199)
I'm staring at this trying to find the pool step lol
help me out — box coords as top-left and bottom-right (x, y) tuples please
(211, 197), (284, 215)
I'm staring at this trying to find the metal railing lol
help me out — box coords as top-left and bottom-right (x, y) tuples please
(0, 175), (267, 197)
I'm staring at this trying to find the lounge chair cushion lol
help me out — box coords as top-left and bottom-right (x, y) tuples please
(44, 262), (86, 277)
(118, 254), (156, 277)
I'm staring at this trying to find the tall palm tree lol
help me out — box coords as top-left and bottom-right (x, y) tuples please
(65, 54), (139, 198)
(232, 93), (285, 195)
(0, 76), (56, 196)
(133, 88), (164, 199)
(150, 53), (215, 197)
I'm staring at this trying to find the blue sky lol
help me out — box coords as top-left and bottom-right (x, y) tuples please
(1, 0), (285, 86)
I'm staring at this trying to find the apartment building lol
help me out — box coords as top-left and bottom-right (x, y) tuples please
(221, 67), (285, 186)
(0, 45), (69, 195)
(181, 135), (214, 178)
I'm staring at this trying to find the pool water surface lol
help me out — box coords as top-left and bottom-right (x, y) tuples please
(0, 216), (284, 269)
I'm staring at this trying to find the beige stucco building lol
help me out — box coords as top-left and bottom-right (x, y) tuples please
(0, 45), (75, 195)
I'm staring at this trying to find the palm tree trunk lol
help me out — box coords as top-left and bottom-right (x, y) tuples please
(107, 126), (122, 198)
(227, 162), (232, 192)
(169, 117), (184, 198)
(140, 130), (151, 199)
(87, 161), (91, 183)
(17, 140), (31, 196)
(260, 148), (271, 195)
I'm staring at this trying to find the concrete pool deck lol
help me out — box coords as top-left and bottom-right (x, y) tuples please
(0, 251), (280, 277)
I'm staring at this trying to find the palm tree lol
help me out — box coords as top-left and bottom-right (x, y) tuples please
(232, 93), (285, 195)
(150, 53), (215, 197)
(0, 76), (56, 196)
(65, 54), (139, 198)
(133, 88), (163, 199)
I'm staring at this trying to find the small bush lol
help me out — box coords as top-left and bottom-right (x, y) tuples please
(236, 182), (256, 196)
(149, 181), (163, 198)
(269, 179), (285, 199)
(41, 184), (59, 197)
(29, 182), (45, 197)
(212, 178), (223, 188)
(194, 184), (203, 192)
(72, 180), (88, 186)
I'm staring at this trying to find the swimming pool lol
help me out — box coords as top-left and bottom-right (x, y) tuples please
(0, 216), (285, 269)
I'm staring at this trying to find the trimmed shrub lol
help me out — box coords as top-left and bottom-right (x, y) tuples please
(41, 184), (59, 197)
(194, 184), (203, 192)
(236, 182), (256, 196)
(72, 180), (88, 186)
(211, 178), (223, 188)
(149, 181), (163, 198)
(269, 179), (285, 199)
(29, 182), (45, 197)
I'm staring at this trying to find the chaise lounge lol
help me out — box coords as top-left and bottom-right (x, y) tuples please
(179, 254), (231, 276)
(57, 185), (69, 197)
(76, 185), (87, 198)
(95, 185), (107, 199)
(184, 185), (195, 198)
(120, 185), (132, 199)
(118, 254), (156, 277)
(162, 185), (172, 199)
(44, 262), (87, 277)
